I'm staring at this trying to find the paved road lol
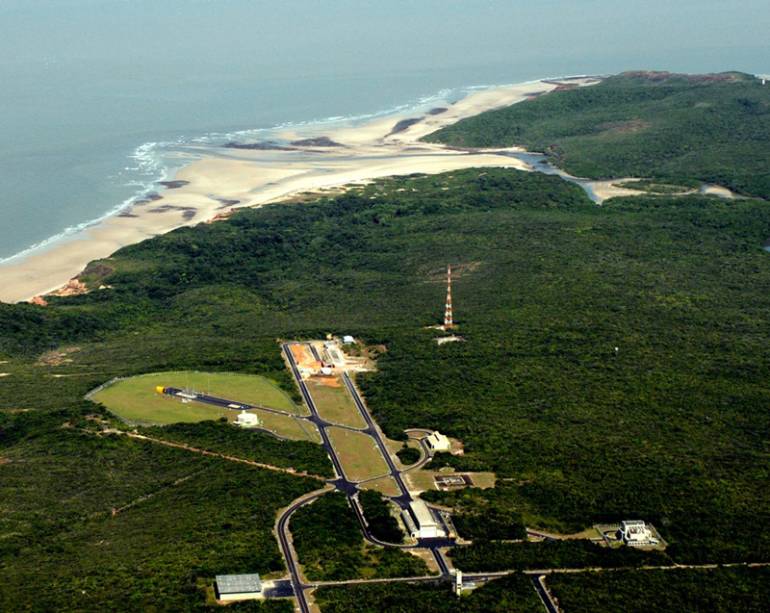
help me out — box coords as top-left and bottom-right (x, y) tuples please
(277, 342), (459, 612)
(341, 372), (411, 504)
(156, 350), (770, 610)
(340, 371), (457, 576)
(282, 342), (434, 609)
(531, 575), (560, 613)
(163, 387), (298, 417)
(276, 489), (327, 613)
(349, 493), (412, 549)
(283, 344), (356, 491)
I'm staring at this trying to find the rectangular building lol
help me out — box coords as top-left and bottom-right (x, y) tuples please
(216, 574), (262, 602)
(406, 500), (445, 539)
(620, 520), (658, 547)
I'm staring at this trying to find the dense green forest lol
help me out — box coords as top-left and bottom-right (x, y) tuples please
(549, 567), (770, 613)
(422, 486), (526, 541)
(2, 165), (769, 609)
(0, 409), (315, 610)
(359, 490), (405, 543)
(449, 539), (666, 572)
(139, 420), (334, 478)
(314, 574), (542, 613)
(424, 72), (770, 198)
(290, 492), (427, 580)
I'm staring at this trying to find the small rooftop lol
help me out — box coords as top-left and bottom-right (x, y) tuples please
(216, 573), (262, 595)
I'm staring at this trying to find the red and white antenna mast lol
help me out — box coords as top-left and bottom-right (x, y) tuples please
(444, 264), (454, 329)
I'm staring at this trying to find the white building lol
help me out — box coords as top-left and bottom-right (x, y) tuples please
(216, 573), (262, 601)
(403, 500), (445, 539)
(235, 411), (260, 428)
(620, 520), (657, 546)
(342, 335), (355, 345)
(426, 431), (451, 453)
(454, 570), (463, 595)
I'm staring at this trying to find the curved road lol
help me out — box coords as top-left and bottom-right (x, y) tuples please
(277, 343), (455, 612)
(275, 488), (331, 613)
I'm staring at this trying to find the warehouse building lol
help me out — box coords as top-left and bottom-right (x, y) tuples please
(402, 500), (446, 539)
(215, 574), (262, 601)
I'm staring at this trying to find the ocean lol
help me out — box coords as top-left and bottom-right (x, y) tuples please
(1, 0), (768, 262)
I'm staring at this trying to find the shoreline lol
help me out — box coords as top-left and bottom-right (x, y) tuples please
(0, 77), (600, 304)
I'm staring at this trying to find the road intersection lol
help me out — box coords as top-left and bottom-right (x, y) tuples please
(159, 341), (769, 612)
(279, 342), (456, 611)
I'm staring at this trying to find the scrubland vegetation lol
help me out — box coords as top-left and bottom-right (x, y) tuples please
(424, 72), (770, 199)
(2, 127), (769, 608)
(291, 493), (427, 580)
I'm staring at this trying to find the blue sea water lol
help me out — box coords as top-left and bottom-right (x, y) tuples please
(0, 0), (768, 261)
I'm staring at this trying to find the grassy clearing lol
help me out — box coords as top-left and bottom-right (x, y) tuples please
(405, 469), (496, 492)
(326, 426), (389, 482)
(307, 379), (366, 429)
(92, 371), (302, 425)
(360, 476), (401, 497)
(95, 388), (227, 425)
(254, 410), (322, 443)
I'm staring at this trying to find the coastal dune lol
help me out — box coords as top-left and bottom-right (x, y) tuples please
(0, 78), (597, 304)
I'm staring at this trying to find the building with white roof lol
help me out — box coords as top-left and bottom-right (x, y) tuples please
(216, 574), (262, 601)
(235, 411), (260, 428)
(402, 500), (445, 539)
(426, 431), (451, 453)
(620, 520), (658, 546)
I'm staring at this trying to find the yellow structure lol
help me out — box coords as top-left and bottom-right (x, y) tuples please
(155, 386), (166, 395)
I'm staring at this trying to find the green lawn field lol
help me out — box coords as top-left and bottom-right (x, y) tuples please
(92, 371), (301, 425)
(327, 426), (390, 482)
(307, 378), (367, 429)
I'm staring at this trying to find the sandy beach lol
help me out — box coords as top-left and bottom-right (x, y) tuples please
(0, 77), (599, 304)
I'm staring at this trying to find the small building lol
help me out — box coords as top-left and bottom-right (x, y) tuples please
(454, 569), (463, 595)
(342, 335), (355, 345)
(620, 520), (657, 546)
(426, 431), (451, 453)
(235, 411), (260, 428)
(215, 573), (262, 601)
(403, 500), (445, 539)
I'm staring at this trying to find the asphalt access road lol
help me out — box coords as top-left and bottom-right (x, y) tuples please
(531, 575), (560, 613)
(283, 344), (355, 488)
(277, 497), (310, 613)
(276, 488), (331, 613)
(341, 372), (412, 506)
(162, 387), (293, 417)
(284, 345), (455, 574)
(202, 342), (456, 613)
